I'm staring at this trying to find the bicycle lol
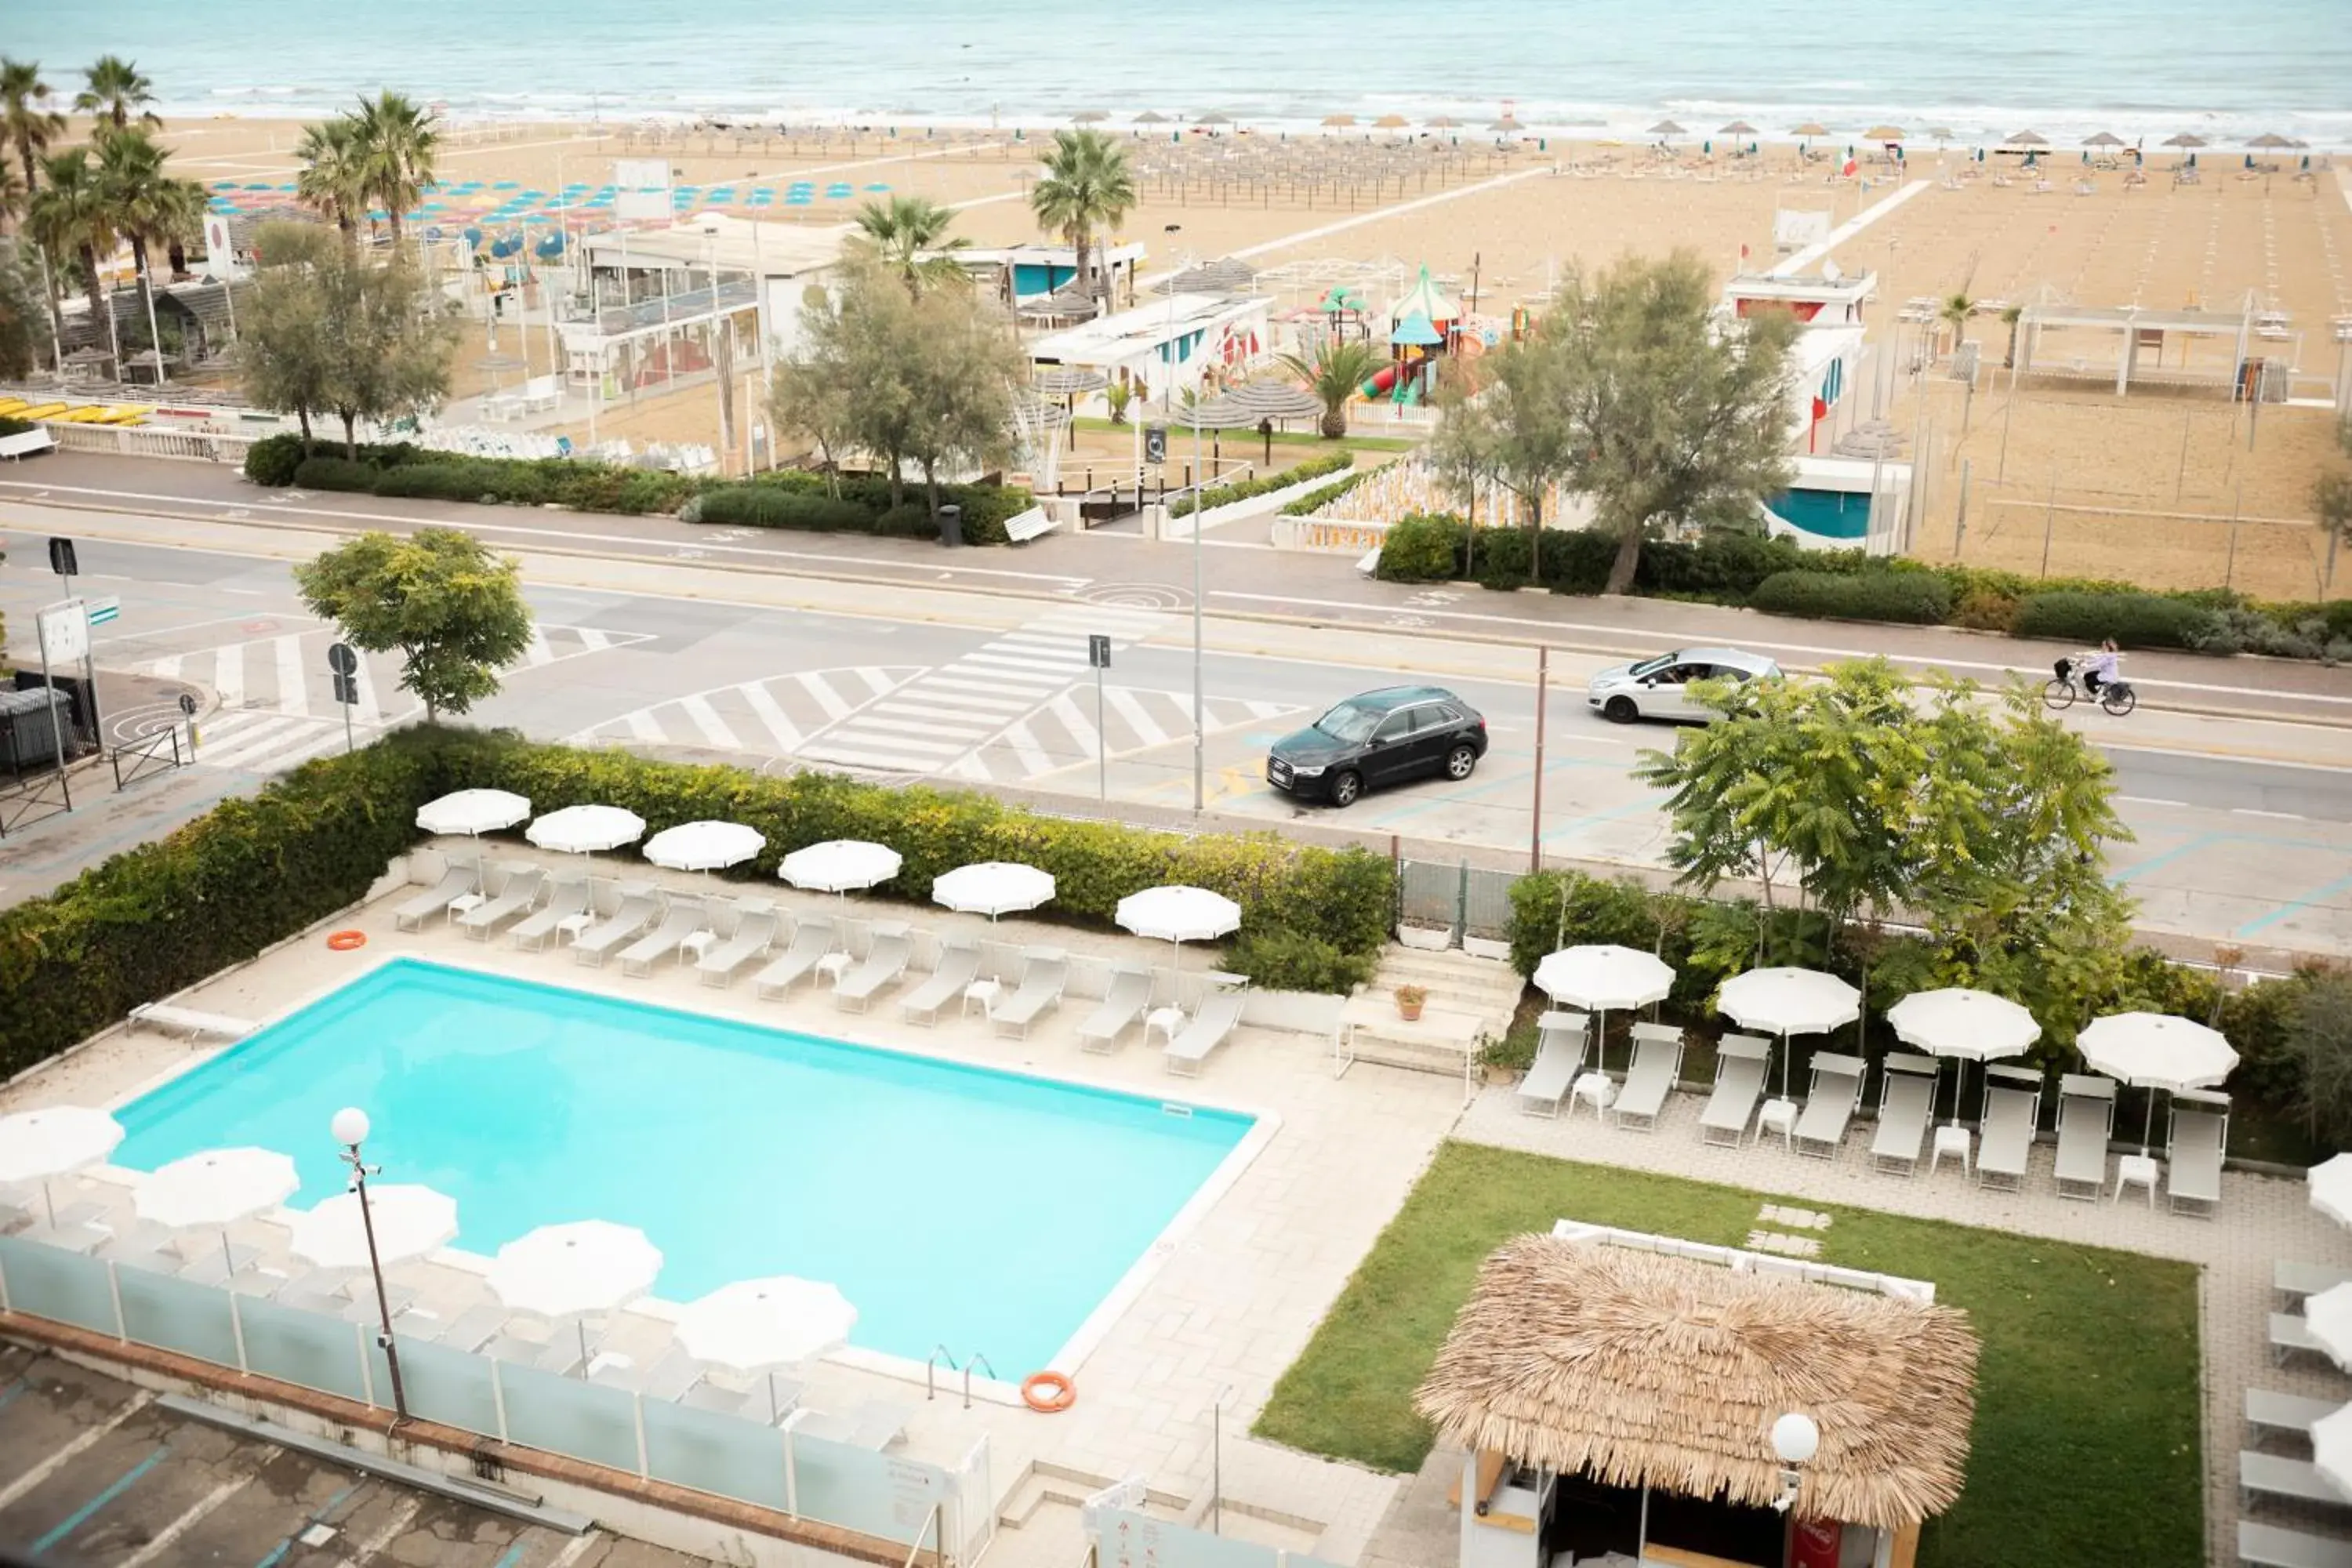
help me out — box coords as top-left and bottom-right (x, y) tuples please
(2042, 655), (2136, 717)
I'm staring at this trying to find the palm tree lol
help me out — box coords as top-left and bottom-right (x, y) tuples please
(1028, 129), (1135, 313)
(1999, 303), (2025, 368)
(1938, 290), (1975, 360)
(853, 194), (971, 295)
(295, 118), (368, 239)
(75, 56), (159, 131)
(25, 147), (116, 350)
(350, 92), (437, 243)
(2, 58), (66, 198)
(1276, 339), (1386, 439)
(95, 127), (200, 336)
(0, 156), (24, 237)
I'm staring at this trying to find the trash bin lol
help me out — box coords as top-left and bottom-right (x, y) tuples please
(937, 503), (963, 548)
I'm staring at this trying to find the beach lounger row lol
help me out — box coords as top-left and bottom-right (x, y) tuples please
(2239, 1522), (2352, 1568)
(1867, 1053), (1939, 1175)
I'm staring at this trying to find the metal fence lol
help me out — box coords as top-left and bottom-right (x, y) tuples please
(1398, 858), (1520, 946)
(111, 724), (187, 791)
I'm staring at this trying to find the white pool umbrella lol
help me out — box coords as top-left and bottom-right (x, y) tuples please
(289, 1185), (458, 1271)
(677, 1276), (858, 1421)
(2076, 1011), (2237, 1153)
(2311, 1155), (2352, 1231)
(416, 789), (532, 837)
(1886, 988), (2042, 1124)
(644, 820), (765, 875)
(134, 1146), (299, 1277)
(1534, 946), (1675, 1073)
(0, 1106), (123, 1229)
(2313, 1403), (2352, 1500)
(2307, 1284), (2352, 1373)
(1718, 967), (1861, 1098)
(932, 862), (1055, 921)
(488, 1220), (663, 1375)
(528, 804), (647, 856)
(779, 839), (902, 895)
(1116, 885), (1242, 977)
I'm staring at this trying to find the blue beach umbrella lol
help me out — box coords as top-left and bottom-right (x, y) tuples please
(463, 226), (484, 247)
(212, 180), (238, 191)
(535, 233), (565, 260)
(244, 181), (271, 190)
(786, 191), (812, 205)
(864, 182), (890, 192)
(493, 180), (520, 190)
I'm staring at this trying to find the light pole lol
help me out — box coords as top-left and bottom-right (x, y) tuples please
(1769, 1410), (1820, 1566)
(332, 1107), (412, 1425)
(1163, 220), (1205, 814)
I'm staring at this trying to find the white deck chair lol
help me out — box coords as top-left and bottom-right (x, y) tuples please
(695, 902), (779, 987)
(2241, 1452), (2350, 1511)
(619, 897), (713, 977)
(394, 855), (480, 931)
(572, 881), (659, 967)
(510, 875), (590, 951)
(1699, 1034), (1772, 1145)
(1164, 991), (1245, 1076)
(457, 863), (544, 940)
(1515, 1011), (1590, 1118)
(2166, 1088), (2227, 1216)
(900, 942), (981, 1025)
(2238, 1522), (2352, 1568)
(1077, 966), (1153, 1052)
(1793, 1051), (1867, 1159)
(834, 925), (913, 1011)
(753, 916), (835, 999)
(2246, 1389), (2340, 1445)
(1612, 1023), (1685, 1131)
(1975, 1065), (2042, 1190)
(2053, 1073), (2118, 1200)
(991, 948), (1069, 1038)
(1867, 1053), (1940, 1175)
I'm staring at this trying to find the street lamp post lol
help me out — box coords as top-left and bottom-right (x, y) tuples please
(1769, 1410), (1820, 1566)
(332, 1107), (411, 1425)
(1163, 220), (1205, 814)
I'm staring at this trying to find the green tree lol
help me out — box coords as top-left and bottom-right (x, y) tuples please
(1276, 338), (1385, 439)
(292, 528), (532, 721)
(350, 93), (437, 243)
(1028, 129), (1134, 311)
(75, 56), (158, 131)
(1427, 318), (1580, 577)
(899, 283), (1023, 513)
(235, 228), (456, 454)
(294, 118), (368, 240)
(24, 147), (114, 344)
(853, 194), (970, 296)
(2, 58), (65, 200)
(94, 127), (201, 329)
(0, 158), (22, 237)
(0, 240), (45, 377)
(234, 222), (341, 441)
(2292, 974), (2352, 1149)
(1939, 290), (1975, 361)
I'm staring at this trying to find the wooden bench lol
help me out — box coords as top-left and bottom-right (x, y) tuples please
(128, 1004), (257, 1041)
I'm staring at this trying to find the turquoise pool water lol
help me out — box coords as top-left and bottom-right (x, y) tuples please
(114, 959), (1255, 1371)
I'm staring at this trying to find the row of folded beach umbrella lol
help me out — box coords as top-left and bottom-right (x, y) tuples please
(2284, 1162), (2352, 1496)
(205, 175), (895, 228)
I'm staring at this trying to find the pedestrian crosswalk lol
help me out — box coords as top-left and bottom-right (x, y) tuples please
(568, 666), (927, 753)
(953, 684), (1302, 784)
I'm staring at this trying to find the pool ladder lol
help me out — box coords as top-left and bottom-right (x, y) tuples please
(926, 1345), (997, 1410)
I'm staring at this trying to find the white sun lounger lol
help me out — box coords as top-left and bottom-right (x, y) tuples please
(793, 1399), (912, 1450)
(901, 941), (981, 1025)
(2277, 1262), (2352, 1306)
(572, 881), (659, 967)
(1976, 1065), (2043, 1189)
(2247, 1388), (2340, 1445)
(2167, 1088), (2228, 1216)
(619, 898), (712, 977)
(2241, 1451), (2352, 1512)
(127, 1004), (256, 1041)
(2239, 1521), (2352, 1568)
(2270, 1312), (2330, 1367)
(1699, 1034), (1772, 1145)
(510, 875), (589, 951)
(1515, 1011), (1590, 1118)
(2053, 1073), (2118, 1200)
(695, 901), (779, 987)
(1613, 1023), (1685, 1131)
(1165, 990), (1245, 1076)
(457, 863), (544, 939)
(835, 925), (913, 1011)
(1078, 966), (1155, 1052)
(1868, 1053), (1940, 1175)
(394, 858), (480, 931)
(753, 916), (835, 999)
(992, 948), (1069, 1038)
(1793, 1051), (1868, 1159)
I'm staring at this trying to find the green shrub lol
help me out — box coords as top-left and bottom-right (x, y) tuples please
(2013, 590), (2220, 651)
(1171, 451), (1352, 517)
(695, 486), (882, 532)
(1229, 929), (1376, 993)
(243, 433), (308, 486)
(1279, 470), (1370, 516)
(291, 456), (377, 492)
(873, 503), (935, 537)
(1473, 525), (1534, 589)
(1637, 534), (1825, 600)
(1376, 512), (1465, 581)
(0, 416), (32, 439)
(1748, 569), (1954, 625)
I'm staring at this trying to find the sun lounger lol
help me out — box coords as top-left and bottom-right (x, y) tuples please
(2278, 1262), (2352, 1306)
(572, 881), (659, 967)
(1699, 1034), (1772, 1145)
(1613, 1023), (1685, 1131)
(2167, 1088), (2228, 1216)
(901, 942), (981, 1025)
(510, 875), (590, 951)
(2239, 1522), (2352, 1568)
(1077, 966), (1155, 1052)
(591, 1345), (706, 1403)
(1975, 1065), (2043, 1189)
(127, 1004), (256, 1041)
(834, 925), (913, 1011)
(430, 1303), (512, 1354)
(2053, 1073), (2118, 1200)
(794, 1400), (911, 1450)
(394, 857), (480, 931)
(695, 901), (779, 987)
(753, 916), (835, 999)
(1165, 990), (1245, 1076)
(2241, 1451), (2352, 1512)
(2271, 1312), (2331, 1367)
(991, 948), (1069, 1038)
(1793, 1051), (1868, 1159)
(619, 897), (712, 977)
(457, 863), (544, 939)
(1516, 1011), (1591, 1117)
(2247, 1388), (2340, 1446)
(1868, 1053), (1940, 1175)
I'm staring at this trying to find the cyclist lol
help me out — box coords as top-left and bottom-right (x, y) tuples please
(2079, 639), (2120, 697)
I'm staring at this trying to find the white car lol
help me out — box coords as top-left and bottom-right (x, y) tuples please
(1586, 647), (1783, 724)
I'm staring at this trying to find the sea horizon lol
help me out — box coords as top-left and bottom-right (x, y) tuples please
(14, 0), (2350, 152)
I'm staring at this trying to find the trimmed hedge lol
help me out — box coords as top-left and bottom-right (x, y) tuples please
(1748, 569), (1953, 625)
(2013, 590), (2220, 652)
(0, 416), (35, 439)
(0, 728), (1395, 1076)
(1279, 470), (1370, 516)
(694, 488), (888, 532)
(1171, 451), (1352, 517)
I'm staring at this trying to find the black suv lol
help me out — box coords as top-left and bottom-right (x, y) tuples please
(1265, 686), (1488, 808)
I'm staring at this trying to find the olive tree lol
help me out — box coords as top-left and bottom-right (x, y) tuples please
(293, 528), (532, 721)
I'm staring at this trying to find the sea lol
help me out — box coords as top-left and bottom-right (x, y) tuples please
(15, 0), (2349, 151)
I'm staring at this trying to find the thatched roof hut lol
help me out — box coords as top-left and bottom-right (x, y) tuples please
(1414, 1235), (1977, 1532)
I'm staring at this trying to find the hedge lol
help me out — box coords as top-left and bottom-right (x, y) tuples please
(1748, 569), (1953, 625)
(2013, 590), (2223, 652)
(691, 488), (895, 533)
(1171, 451), (1352, 517)
(0, 416), (34, 439)
(0, 728), (1395, 1076)
(1278, 469), (1370, 516)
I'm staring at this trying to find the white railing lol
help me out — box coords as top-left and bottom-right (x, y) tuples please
(40, 422), (259, 464)
(1269, 515), (1392, 554)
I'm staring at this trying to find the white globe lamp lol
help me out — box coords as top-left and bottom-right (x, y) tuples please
(331, 1107), (371, 1147)
(1771, 1411), (1820, 1465)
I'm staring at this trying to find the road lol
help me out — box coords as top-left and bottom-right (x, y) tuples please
(3, 473), (2351, 964)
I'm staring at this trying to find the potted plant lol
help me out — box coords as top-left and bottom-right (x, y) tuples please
(1395, 984), (1427, 1022)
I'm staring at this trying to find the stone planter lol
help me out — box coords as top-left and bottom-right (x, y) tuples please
(1396, 924), (1453, 953)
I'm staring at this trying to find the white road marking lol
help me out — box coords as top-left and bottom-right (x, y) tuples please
(2232, 808), (2308, 820)
(680, 693), (742, 750)
(118, 1468), (264, 1568)
(274, 636), (309, 717)
(213, 642), (245, 707)
(1105, 686), (1170, 747)
(737, 681), (804, 750)
(800, 671), (854, 721)
(0, 1392), (155, 1512)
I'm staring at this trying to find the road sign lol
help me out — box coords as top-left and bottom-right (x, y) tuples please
(177, 693), (198, 717)
(85, 595), (120, 627)
(47, 537), (77, 577)
(1144, 426), (1167, 465)
(332, 672), (358, 706)
(36, 602), (88, 664)
(328, 641), (358, 676)
(1088, 635), (1112, 670)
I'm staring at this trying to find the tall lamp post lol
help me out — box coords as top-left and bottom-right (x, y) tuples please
(1769, 1410), (1820, 1566)
(1162, 221), (1205, 814)
(332, 1107), (412, 1425)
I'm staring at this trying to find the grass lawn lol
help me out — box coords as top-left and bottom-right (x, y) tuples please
(1254, 1142), (2202, 1568)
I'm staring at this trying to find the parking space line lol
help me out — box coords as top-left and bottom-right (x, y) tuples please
(546, 1533), (604, 1568)
(2109, 832), (2226, 884)
(492, 1541), (532, 1568)
(250, 1478), (367, 1568)
(0, 1390), (154, 1512)
(2236, 871), (2352, 939)
(120, 1468), (264, 1568)
(30, 1443), (171, 1556)
(347, 1494), (425, 1562)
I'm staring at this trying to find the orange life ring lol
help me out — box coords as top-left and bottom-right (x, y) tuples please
(326, 930), (368, 951)
(1021, 1371), (1075, 1414)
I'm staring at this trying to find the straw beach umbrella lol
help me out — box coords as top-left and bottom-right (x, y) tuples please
(1648, 120), (1686, 139)
(1864, 124), (1907, 143)
(0, 1106), (123, 1229)
(1718, 120), (1759, 136)
(1070, 110), (1109, 125)
(1424, 115), (1461, 129)
(2005, 129), (2049, 147)
(1320, 114), (1357, 129)
(1373, 114), (1410, 131)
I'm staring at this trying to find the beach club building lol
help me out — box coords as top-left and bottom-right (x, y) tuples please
(1026, 289), (1276, 408)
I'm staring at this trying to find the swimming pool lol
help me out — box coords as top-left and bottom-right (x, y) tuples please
(113, 958), (1258, 1374)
